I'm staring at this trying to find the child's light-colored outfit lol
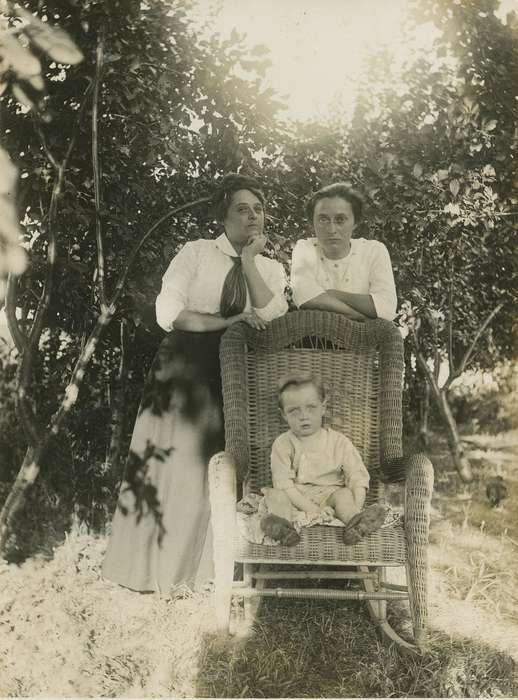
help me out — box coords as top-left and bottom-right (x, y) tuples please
(270, 427), (370, 508)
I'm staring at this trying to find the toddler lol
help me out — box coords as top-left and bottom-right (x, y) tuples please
(261, 372), (386, 546)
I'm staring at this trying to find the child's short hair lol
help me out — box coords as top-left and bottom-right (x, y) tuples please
(277, 372), (327, 408)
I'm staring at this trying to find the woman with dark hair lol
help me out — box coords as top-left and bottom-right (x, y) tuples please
(291, 183), (397, 321)
(103, 173), (288, 593)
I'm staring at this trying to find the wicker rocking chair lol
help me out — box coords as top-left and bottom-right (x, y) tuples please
(208, 310), (434, 653)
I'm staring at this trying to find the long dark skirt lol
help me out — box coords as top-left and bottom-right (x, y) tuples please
(102, 329), (225, 593)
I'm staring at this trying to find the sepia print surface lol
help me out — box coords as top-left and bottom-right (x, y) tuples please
(0, 0), (517, 697)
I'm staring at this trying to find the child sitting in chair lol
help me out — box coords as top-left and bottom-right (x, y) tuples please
(261, 372), (386, 547)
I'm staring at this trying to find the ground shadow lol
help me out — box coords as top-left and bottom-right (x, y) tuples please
(195, 593), (516, 698)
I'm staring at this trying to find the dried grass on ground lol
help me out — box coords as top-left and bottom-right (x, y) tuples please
(0, 432), (517, 697)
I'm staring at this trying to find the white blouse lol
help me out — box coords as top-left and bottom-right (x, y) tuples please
(290, 237), (398, 321)
(156, 233), (289, 331)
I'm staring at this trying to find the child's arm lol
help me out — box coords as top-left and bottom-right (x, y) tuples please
(338, 436), (370, 509)
(271, 436), (319, 515)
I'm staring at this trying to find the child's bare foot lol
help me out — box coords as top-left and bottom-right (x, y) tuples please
(261, 514), (300, 546)
(342, 504), (387, 545)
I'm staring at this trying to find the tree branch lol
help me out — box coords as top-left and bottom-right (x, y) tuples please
(33, 122), (58, 169)
(30, 197), (213, 450)
(408, 321), (441, 401)
(424, 309), (440, 383)
(15, 81), (94, 448)
(92, 33), (107, 309)
(16, 165), (62, 449)
(5, 274), (27, 352)
(28, 80), (94, 346)
(28, 166), (61, 347)
(109, 196), (211, 306)
(63, 80), (94, 166)
(47, 307), (114, 439)
(17, 348), (43, 447)
(447, 273), (455, 381)
(109, 318), (128, 474)
(444, 302), (504, 389)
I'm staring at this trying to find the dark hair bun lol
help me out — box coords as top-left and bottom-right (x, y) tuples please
(212, 173), (265, 222)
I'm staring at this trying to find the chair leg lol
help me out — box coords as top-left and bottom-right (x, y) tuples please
(243, 563), (257, 621)
(243, 563), (265, 624)
(404, 453), (434, 653)
(360, 566), (418, 655)
(208, 451), (237, 632)
(405, 559), (429, 653)
(214, 554), (234, 632)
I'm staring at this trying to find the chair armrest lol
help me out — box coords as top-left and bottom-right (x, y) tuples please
(375, 456), (409, 483)
(208, 451), (237, 540)
(208, 451), (237, 509)
(375, 453), (434, 486)
(404, 453), (434, 648)
(404, 453), (434, 541)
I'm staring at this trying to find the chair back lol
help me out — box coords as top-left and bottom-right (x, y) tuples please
(219, 311), (404, 493)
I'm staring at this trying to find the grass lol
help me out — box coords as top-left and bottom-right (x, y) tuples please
(1, 430), (517, 697)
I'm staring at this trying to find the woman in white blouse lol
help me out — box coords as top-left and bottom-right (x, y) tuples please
(291, 183), (397, 321)
(103, 174), (288, 593)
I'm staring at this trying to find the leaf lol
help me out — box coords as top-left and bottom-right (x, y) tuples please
(15, 7), (83, 65)
(0, 33), (40, 79)
(484, 119), (497, 131)
(5, 243), (28, 275)
(413, 163), (423, 179)
(0, 149), (17, 194)
(449, 179), (460, 197)
(0, 196), (23, 243)
(12, 82), (35, 110)
(443, 203), (461, 216)
(28, 74), (45, 91)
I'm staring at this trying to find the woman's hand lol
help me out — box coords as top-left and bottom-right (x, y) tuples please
(226, 311), (267, 330)
(241, 233), (267, 261)
(238, 311), (268, 330)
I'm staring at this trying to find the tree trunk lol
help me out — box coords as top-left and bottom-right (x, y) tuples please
(436, 388), (473, 483)
(412, 339), (473, 484)
(0, 446), (38, 553)
(0, 310), (114, 557)
(108, 319), (129, 476)
(419, 380), (430, 449)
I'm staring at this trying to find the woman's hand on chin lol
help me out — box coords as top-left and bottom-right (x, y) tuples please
(241, 234), (266, 261)
(231, 310), (268, 330)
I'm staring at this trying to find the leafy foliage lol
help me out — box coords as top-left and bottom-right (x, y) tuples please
(1, 0), (517, 525)
(0, 0), (290, 534)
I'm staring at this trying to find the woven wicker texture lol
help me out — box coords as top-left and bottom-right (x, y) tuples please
(219, 311), (406, 565)
(211, 310), (433, 648)
(234, 522), (406, 565)
(405, 453), (435, 637)
(220, 311), (404, 484)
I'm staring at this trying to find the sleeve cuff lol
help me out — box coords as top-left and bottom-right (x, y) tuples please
(155, 298), (186, 332)
(272, 477), (295, 490)
(348, 476), (370, 491)
(253, 295), (288, 322)
(292, 280), (326, 308)
(371, 292), (397, 321)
